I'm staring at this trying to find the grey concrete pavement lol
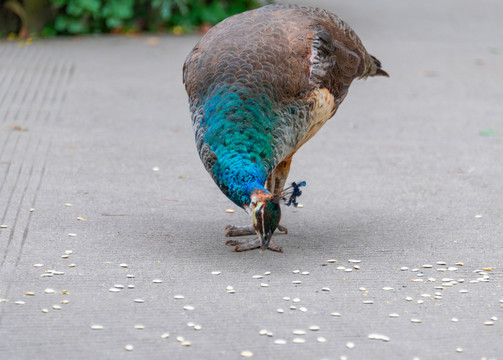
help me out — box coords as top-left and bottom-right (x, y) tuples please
(1, 0), (502, 359)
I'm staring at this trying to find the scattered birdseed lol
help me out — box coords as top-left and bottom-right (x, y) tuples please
(448, 267), (458, 271)
(68, 263), (76, 268)
(317, 337), (327, 343)
(327, 259), (337, 263)
(64, 203), (72, 207)
(181, 341), (191, 346)
(405, 296), (413, 301)
(44, 288), (55, 294)
(91, 325), (104, 330)
(321, 287), (330, 291)
(459, 289), (468, 294)
(260, 283), (269, 287)
(152, 166), (160, 172)
(183, 305), (195, 311)
(293, 329), (307, 335)
(346, 342), (355, 349)
(274, 339), (287, 345)
(423, 264), (433, 268)
(292, 280), (302, 285)
(292, 298), (300, 303)
(61, 290), (69, 295)
(125, 345), (134, 351)
(368, 333), (390, 342)
(331, 312), (341, 317)
(176, 336), (184, 342)
(41, 308), (49, 313)
(77, 217), (87, 221)
(61, 300), (69, 305)
(127, 274), (135, 278)
(301, 271), (310, 275)
(14, 301), (25, 305)
(456, 262), (464, 266)
(52, 305), (62, 310)
(40, 274), (53, 278)
(484, 321), (495, 326)
(259, 329), (268, 335)
(359, 287), (366, 291)
(451, 318), (459, 322)
(134, 299), (144, 303)
(61, 255), (69, 258)
(411, 268), (420, 272)
(491, 316), (498, 321)
(174, 295), (185, 299)
(292, 338), (306, 344)
(68, 233), (77, 237)
(400, 267), (409, 271)
(194, 325), (202, 330)
(290, 306), (297, 310)
(344, 268), (353, 272)
(241, 350), (253, 357)
(109, 288), (120, 292)
(161, 333), (170, 339)
(436, 261), (446, 265)
(252, 275), (263, 279)
(456, 347), (463, 353)
(134, 325), (145, 330)
(152, 279), (163, 283)
(354, 265), (360, 270)
(119, 263), (128, 268)
(24, 291), (35, 296)
(382, 287), (394, 291)
(29, 208), (35, 212)
(348, 259), (361, 263)
(282, 297), (290, 301)
(309, 325), (320, 331)
(417, 300), (424, 304)
(0, 225), (7, 228)
(363, 300), (374, 304)
(299, 307), (307, 312)
(264, 271), (271, 275)
(411, 319), (422, 323)
(277, 309), (284, 313)
(114, 284), (124, 289)
(389, 313), (399, 318)
(33, 264), (44, 267)
(337, 266), (346, 270)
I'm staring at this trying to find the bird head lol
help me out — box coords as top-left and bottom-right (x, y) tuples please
(250, 191), (281, 251)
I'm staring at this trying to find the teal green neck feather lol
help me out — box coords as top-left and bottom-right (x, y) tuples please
(201, 84), (278, 206)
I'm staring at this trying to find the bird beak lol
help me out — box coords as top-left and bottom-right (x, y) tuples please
(252, 202), (271, 252)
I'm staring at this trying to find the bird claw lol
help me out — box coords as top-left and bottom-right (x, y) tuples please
(225, 238), (284, 253)
(225, 224), (288, 237)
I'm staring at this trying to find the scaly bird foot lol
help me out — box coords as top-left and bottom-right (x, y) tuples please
(225, 238), (284, 253)
(225, 224), (288, 237)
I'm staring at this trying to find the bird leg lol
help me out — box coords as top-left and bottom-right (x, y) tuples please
(225, 238), (284, 252)
(265, 157), (293, 234)
(225, 224), (288, 237)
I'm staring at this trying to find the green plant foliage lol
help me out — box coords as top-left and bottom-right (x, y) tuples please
(41, 0), (268, 35)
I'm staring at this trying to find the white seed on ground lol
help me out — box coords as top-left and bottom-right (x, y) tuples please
(293, 330), (306, 335)
(128, 285), (134, 289)
(109, 288), (120, 292)
(382, 287), (394, 291)
(68, 264), (76, 267)
(225, 209), (234, 213)
(317, 337), (327, 343)
(152, 279), (163, 283)
(211, 271), (221, 275)
(327, 259), (337, 263)
(421, 294), (431, 298)
(299, 307), (307, 312)
(68, 233), (77, 237)
(292, 280), (302, 285)
(451, 318), (459, 322)
(436, 261), (446, 265)
(368, 333), (390, 342)
(354, 265), (360, 270)
(161, 333), (170, 339)
(348, 259), (361, 263)
(456, 262), (464, 266)
(411, 319), (422, 323)
(260, 283), (269, 287)
(290, 306), (297, 310)
(282, 297), (290, 301)
(400, 266), (409, 271)
(411, 268), (419, 272)
(61, 300), (69, 304)
(417, 300), (424, 304)
(24, 291), (35, 296)
(491, 316), (498, 321)
(40, 273), (53, 277)
(125, 344), (134, 351)
(183, 305), (194, 310)
(61, 255), (69, 259)
(119, 263), (128, 268)
(194, 325), (202, 330)
(346, 342), (355, 349)
(363, 300), (374, 304)
(127, 274), (135, 278)
(337, 266), (346, 270)
(14, 301), (25, 305)
(448, 267), (458, 271)
(240, 350), (253, 357)
(52, 305), (62, 310)
(331, 312), (341, 317)
(389, 313), (399, 318)
(64, 203), (72, 207)
(292, 270), (300, 274)
(174, 295), (185, 299)
(321, 287), (330, 291)
(359, 287), (366, 291)
(176, 336), (184, 342)
(292, 338), (306, 344)
(44, 288), (55, 294)
(134, 299), (144, 303)
(277, 308), (284, 313)
(484, 321), (495, 326)
(422, 264), (433, 268)
(0, 225), (7, 228)
(301, 271), (309, 275)
(187, 322), (195, 327)
(41, 308), (49, 313)
(91, 325), (104, 330)
(292, 298), (300, 303)
(33, 264), (44, 267)
(274, 339), (287, 345)
(134, 325), (145, 330)
(344, 268), (353, 272)
(259, 329), (268, 335)
(252, 275), (263, 279)
(405, 296), (413, 301)
(181, 341), (191, 346)
(459, 289), (468, 294)
(456, 347), (463, 353)
(264, 271), (271, 275)
(114, 284), (124, 289)
(309, 325), (320, 331)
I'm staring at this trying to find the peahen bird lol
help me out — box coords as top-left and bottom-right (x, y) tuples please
(183, 4), (388, 253)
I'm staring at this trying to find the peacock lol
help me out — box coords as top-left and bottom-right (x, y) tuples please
(183, 4), (388, 252)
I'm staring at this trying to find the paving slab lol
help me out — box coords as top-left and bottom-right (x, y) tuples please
(1, 0), (502, 359)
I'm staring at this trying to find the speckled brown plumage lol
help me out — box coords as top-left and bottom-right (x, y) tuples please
(182, 4), (388, 251)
